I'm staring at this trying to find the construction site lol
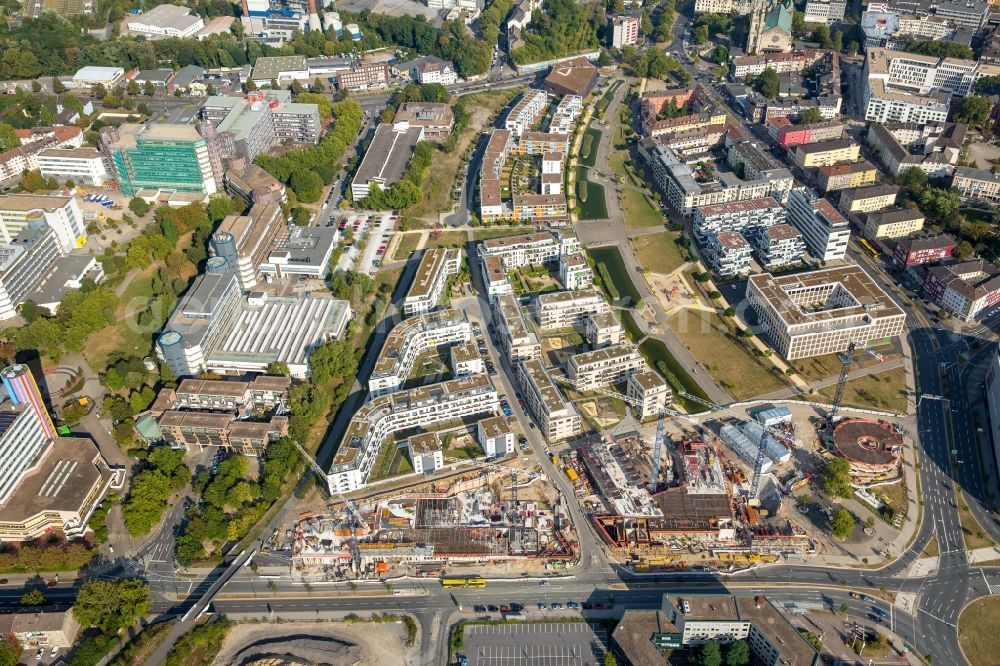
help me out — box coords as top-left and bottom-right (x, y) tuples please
(289, 459), (575, 578)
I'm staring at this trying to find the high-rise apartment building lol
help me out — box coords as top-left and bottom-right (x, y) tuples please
(0, 194), (85, 252)
(786, 187), (851, 261)
(1, 364), (56, 442)
(100, 124), (220, 197)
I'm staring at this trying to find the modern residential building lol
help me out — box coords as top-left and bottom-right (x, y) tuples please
(693, 197), (785, 243)
(535, 289), (610, 331)
(609, 14), (640, 47)
(747, 223), (807, 270)
(493, 294), (542, 362)
(786, 187), (851, 261)
(816, 161), (878, 193)
(626, 370), (671, 421)
(512, 193), (568, 222)
(923, 259), (1000, 321)
(150, 375), (290, 416)
(156, 272), (352, 379)
(892, 233), (956, 268)
(0, 223), (61, 321)
(704, 231), (754, 278)
(209, 203), (284, 290)
(559, 252), (593, 291)
(767, 117), (844, 150)
(863, 207), (925, 241)
(951, 167), (1000, 204)
(450, 340), (483, 377)
(866, 122), (965, 178)
(327, 374), (498, 492)
(406, 432), (444, 475)
(369, 309), (471, 396)
(393, 103), (455, 141)
(122, 3), (205, 38)
(35, 148), (109, 186)
(351, 122), (425, 201)
(0, 194), (85, 252)
(517, 359), (581, 441)
(257, 225), (337, 279)
(746, 266), (906, 360)
(793, 139), (860, 168)
(505, 90), (549, 137)
(480, 231), (581, 270)
(838, 184), (899, 215)
(335, 63), (389, 91)
(567, 344), (648, 392)
(804, 0), (846, 23)
(100, 123), (220, 197)
(477, 415), (515, 457)
(403, 248), (462, 318)
(481, 254), (513, 298)
(586, 311), (626, 348)
(156, 411), (288, 455)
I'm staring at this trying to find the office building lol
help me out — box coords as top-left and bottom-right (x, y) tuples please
(804, 0), (845, 23)
(101, 124), (219, 197)
(892, 233), (955, 268)
(951, 167), (1000, 204)
(393, 103), (455, 141)
(406, 432), (443, 475)
(150, 376), (290, 416)
(0, 222), (61, 321)
(369, 309), (471, 396)
(209, 203), (284, 290)
(542, 57), (600, 98)
(861, 10), (957, 50)
(866, 122), (965, 178)
(224, 163), (287, 207)
(156, 272), (351, 379)
(793, 139), (860, 168)
(704, 231), (753, 277)
(559, 252), (593, 291)
(816, 161), (878, 193)
(862, 78), (950, 123)
(335, 63), (389, 91)
(35, 148), (109, 186)
(609, 15), (640, 47)
(535, 289), (610, 331)
(923, 259), (1000, 321)
(786, 187), (850, 261)
(693, 197), (785, 243)
(586, 311), (626, 348)
(517, 359), (581, 441)
(0, 194), (85, 252)
(838, 184), (899, 215)
(327, 375), (498, 492)
(0, 397), (53, 507)
(889, 0), (988, 30)
(2, 364), (57, 443)
(201, 92), (321, 162)
(478, 415), (514, 457)
(403, 248), (461, 318)
(747, 223), (807, 270)
(494, 294), (542, 362)
(351, 122), (425, 201)
(864, 208), (925, 241)
(567, 344), (648, 392)
(122, 4), (205, 38)
(746, 266), (906, 360)
(258, 225), (337, 279)
(626, 371), (671, 421)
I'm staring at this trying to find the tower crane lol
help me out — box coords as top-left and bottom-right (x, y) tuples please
(828, 339), (883, 426)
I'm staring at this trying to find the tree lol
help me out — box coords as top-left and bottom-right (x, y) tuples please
(598, 50), (612, 67)
(72, 579), (150, 635)
(954, 240), (974, 260)
(267, 361), (291, 376)
(975, 74), (1000, 96)
(823, 457), (853, 497)
(0, 636), (19, 666)
(692, 24), (709, 44)
(897, 167), (928, 192)
(289, 169), (323, 203)
(640, 10), (653, 35)
(129, 197), (151, 217)
(832, 29), (843, 52)
(847, 40), (859, 56)
(20, 589), (47, 606)
(52, 78), (67, 94)
(954, 95), (991, 128)
(0, 123), (18, 152)
(904, 39), (973, 59)
(20, 170), (46, 192)
(699, 640), (722, 666)
(126, 79), (140, 96)
(797, 107), (823, 124)
(143, 80), (156, 97)
(725, 639), (750, 666)
(838, 602), (850, 614)
(753, 68), (780, 100)
(831, 507), (855, 540)
(711, 45), (729, 65)
(603, 652), (618, 666)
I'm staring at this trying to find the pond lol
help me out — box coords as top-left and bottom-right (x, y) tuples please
(638, 338), (711, 413)
(587, 245), (642, 306)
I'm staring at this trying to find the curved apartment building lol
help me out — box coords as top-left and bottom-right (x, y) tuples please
(368, 309), (471, 397)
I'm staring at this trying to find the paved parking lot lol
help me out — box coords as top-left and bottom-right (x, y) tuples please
(462, 622), (608, 666)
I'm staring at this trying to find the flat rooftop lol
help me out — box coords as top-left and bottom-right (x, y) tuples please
(408, 248), (459, 300)
(521, 358), (575, 417)
(629, 370), (667, 391)
(354, 123), (424, 190)
(537, 289), (604, 307)
(478, 414), (512, 438)
(372, 309), (467, 379)
(570, 344), (642, 369)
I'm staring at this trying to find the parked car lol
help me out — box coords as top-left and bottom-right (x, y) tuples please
(487, 605), (499, 612)
(499, 605), (511, 613)
(567, 601), (580, 610)
(474, 605), (486, 613)
(551, 602), (564, 610)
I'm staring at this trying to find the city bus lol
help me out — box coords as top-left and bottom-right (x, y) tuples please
(440, 577), (487, 588)
(859, 239), (881, 259)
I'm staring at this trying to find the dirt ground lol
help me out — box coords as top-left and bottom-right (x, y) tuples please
(966, 141), (1000, 170)
(213, 620), (414, 666)
(579, 399), (623, 429)
(645, 271), (699, 312)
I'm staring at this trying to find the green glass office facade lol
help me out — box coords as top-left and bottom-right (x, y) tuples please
(110, 136), (210, 197)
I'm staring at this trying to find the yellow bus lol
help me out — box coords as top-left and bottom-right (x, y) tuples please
(859, 239), (880, 258)
(440, 577), (487, 588)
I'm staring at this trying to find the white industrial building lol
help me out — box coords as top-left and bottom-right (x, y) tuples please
(122, 4), (205, 39)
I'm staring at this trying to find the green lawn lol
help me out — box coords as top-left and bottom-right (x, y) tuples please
(631, 231), (687, 275)
(579, 127), (603, 168)
(638, 338), (710, 412)
(814, 366), (908, 413)
(620, 187), (665, 229)
(959, 594), (1000, 665)
(576, 167), (608, 219)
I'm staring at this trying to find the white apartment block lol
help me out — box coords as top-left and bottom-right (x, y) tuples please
(477, 415), (514, 457)
(627, 370), (671, 421)
(504, 90), (549, 137)
(481, 254), (513, 298)
(327, 374), (499, 492)
(746, 223), (807, 270)
(0, 195), (85, 251)
(368, 309), (471, 396)
(517, 359), (581, 442)
(863, 79), (950, 123)
(586, 311), (626, 348)
(480, 231), (581, 271)
(786, 187), (851, 262)
(450, 340), (484, 376)
(704, 231), (753, 278)
(610, 15), (640, 48)
(692, 197), (785, 243)
(559, 252), (593, 291)
(494, 294), (542, 362)
(406, 432), (443, 475)
(549, 96), (583, 134)
(567, 344), (647, 392)
(745, 266), (906, 360)
(863, 208), (925, 241)
(952, 167), (1000, 205)
(35, 148), (109, 186)
(804, 0), (846, 23)
(535, 289), (610, 331)
(403, 248), (461, 318)
(693, 0), (753, 13)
